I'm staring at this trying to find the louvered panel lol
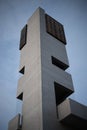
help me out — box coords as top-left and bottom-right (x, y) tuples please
(45, 14), (66, 44)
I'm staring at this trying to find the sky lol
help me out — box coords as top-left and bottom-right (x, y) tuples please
(0, 0), (87, 130)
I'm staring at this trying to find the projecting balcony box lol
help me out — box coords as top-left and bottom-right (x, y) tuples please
(8, 114), (22, 130)
(58, 98), (87, 128)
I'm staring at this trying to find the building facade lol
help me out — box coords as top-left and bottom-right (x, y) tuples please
(8, 7), (87, 130)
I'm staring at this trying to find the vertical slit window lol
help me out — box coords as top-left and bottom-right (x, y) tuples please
(19, 24), (27, 50)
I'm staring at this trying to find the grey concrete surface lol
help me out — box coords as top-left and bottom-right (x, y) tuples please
(8, 7), (87, 130)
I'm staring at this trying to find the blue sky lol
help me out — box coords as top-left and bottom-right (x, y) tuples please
(0, 0), (87, 130)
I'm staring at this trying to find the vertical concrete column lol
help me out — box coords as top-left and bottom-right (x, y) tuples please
(17, 8), (43, 130)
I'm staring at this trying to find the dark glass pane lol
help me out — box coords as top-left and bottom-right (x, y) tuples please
(45, 14), (66, 45)
(19, 24), (27, 50)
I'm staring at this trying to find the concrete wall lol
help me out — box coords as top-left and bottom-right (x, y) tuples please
(17, 8), (43, 130)
(39, 8), (75, 130)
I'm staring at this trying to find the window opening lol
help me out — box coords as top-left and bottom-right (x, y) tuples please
(19, 66), (25, 75)
(52, 56), (69, 70)
(19, 24), (27, 50)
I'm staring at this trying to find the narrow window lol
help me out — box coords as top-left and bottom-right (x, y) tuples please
(19, 66), (25, 75)
(19, 24), (27, 50)
(52, 56), (69, 70)
(17, 92), (23, 101)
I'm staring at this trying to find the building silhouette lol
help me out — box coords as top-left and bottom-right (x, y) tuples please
(8, 7), (87, 130)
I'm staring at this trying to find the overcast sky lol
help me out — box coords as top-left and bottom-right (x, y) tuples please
(0, 0), (87, 130)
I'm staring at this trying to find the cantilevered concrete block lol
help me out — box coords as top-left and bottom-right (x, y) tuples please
(8, 114), (22, 130)
(58, 98), (87, 128)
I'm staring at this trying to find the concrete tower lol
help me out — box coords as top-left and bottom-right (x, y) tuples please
(8, 7), (87, 130)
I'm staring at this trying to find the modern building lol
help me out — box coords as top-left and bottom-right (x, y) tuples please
(8, 7), (87, 130)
